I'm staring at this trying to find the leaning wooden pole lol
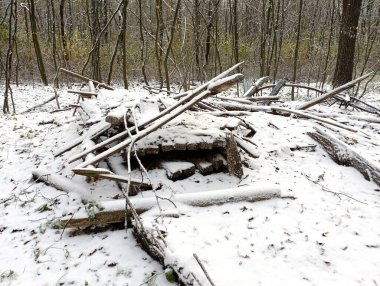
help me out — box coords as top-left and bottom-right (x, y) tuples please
(297, 73), (372, 110)
(59, 68), (114, 90)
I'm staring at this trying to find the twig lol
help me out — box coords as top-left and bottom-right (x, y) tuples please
(193, 253), (216, 286)
(302, 173), (367, 204)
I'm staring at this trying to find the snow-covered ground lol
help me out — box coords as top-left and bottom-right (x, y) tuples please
(0, 82), (379, 285)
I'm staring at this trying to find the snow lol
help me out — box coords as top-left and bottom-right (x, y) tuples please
(1, 82), (380, 285)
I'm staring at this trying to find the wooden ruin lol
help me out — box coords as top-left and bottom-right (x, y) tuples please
(28, 63), (379, 285)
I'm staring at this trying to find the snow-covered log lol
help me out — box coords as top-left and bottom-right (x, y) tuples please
(271, 107), (359, 133)
(234, 135), (260, 158)
(208, 74), (244, 94)
(59, 184), (281, 228)
(247, 95), (280, 102)
(32, 169), (93, 202)
(308, 127), (380, 186)
(243, 76), (270, 97)
(210, 101), (272, 112)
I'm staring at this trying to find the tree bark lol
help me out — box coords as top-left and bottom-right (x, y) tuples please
(28, 0), (48, 85)
(332, 0), (363, 87)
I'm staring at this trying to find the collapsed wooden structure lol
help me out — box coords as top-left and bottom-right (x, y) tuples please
(29, 64), (380, 285)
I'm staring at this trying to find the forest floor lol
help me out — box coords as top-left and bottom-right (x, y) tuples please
(0, 82), (379, 286)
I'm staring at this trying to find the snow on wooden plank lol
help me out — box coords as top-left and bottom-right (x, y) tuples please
(32, 169), (94, 202)
(59, 184), (281, 228)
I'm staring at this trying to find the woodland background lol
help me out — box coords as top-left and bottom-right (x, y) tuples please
(0, 0), (379, 93)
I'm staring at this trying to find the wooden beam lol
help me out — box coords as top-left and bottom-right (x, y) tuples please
(59, 184), (281, 228)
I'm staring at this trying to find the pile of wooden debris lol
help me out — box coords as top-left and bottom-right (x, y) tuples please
(31, 64), (379, 285)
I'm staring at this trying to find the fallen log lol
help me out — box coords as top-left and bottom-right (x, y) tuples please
(305, 111), (380, 124)
(234, 135), (260, 158)
(209, 101), (272, 112)
(247, 95), (280, 102)
(72, 73), (245, 173)
(32, 169), (93, 202)
(308, 127), (380, 186)
(68, 63), (244, 164)
(243, 76), (270, 97)
(60, 68), (114, 90)
(297, 73), (373, 110)
(21, 94), (59, 114)
(271, 107), (359, 133)
(59, 184), (281, 228)
(84, 173), (153, 188)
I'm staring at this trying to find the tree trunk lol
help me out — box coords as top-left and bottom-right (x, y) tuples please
(28, 0), (48, 85)
(291, 0), (303, 100)
(332, 0), (362, 87)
